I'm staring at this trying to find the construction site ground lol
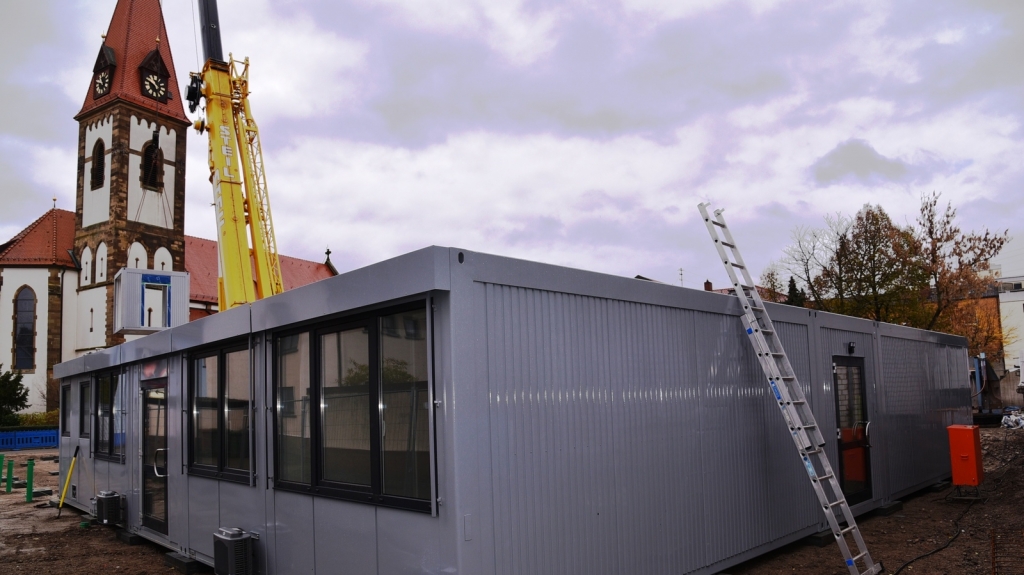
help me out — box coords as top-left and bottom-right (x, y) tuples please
(1, 428), (1023, 575)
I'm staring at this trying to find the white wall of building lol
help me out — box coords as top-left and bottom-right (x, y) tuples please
(82, 114), (113, 228)
(153, 246), (172, 271)
(0, 267), (51, 412)
(127, 115), (176, 229)
(80, 245), (93, 286)
(76, 286), (107, 353)
(96, 242), (108, 282)
(127, 242), (148, 269)
(1001, 279), (1024, 356)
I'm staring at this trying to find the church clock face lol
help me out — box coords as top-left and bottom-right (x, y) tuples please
(143, 73), (167, 101)
(94, 70), (111, 97)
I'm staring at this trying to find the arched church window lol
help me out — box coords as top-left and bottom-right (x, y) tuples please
(90, 139), (105, 190)
(13, 287), (36, 370)
(141, 141), (164, 190)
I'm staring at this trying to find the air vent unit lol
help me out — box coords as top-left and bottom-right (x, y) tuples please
(96, 490), (121, 524)
(214, 527), (252, 575)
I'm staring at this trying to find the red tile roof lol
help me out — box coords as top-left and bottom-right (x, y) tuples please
(75, 0), (189, 123)
(184, 235), (335, 305)
(0, 209), (77, 268)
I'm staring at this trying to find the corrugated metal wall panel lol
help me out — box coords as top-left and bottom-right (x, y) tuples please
(693, 311), (774, 563)
(767, 321), (821, 538)
(486, 285), (707, 575)
(878, 336), (968, 495)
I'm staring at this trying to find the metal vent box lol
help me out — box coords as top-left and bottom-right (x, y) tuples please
(96, 490), (121, 525)
(214, 527), (252, 575)
(113, 268), (189, 335)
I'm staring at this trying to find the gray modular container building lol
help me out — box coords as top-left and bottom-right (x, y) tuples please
(56, 246), (971, 575)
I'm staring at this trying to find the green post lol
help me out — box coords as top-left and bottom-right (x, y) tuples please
(25, 459), (34, 502)
(5, 459), (11, 493)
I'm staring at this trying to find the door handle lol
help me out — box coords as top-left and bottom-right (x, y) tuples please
(153, 448), (168, 478)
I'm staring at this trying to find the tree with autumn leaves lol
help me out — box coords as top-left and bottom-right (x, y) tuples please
(773, 192), (1013, 361)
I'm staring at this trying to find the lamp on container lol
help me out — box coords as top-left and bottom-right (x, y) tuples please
(848, 341), (856, 355)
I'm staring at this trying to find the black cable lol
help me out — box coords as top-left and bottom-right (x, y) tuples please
(890, 500), (975, 575)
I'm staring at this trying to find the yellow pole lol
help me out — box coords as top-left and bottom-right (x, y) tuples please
(57, 445), (80, 517)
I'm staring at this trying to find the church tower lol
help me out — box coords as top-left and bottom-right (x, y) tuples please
(73, 0), (190, 351)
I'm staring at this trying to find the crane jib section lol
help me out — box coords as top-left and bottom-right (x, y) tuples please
(198, 57), (284, 310)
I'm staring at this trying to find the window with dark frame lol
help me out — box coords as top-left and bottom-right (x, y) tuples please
(13, 287), (35, 370)
(140, 141), (164, 191)
(60, 385), (70, 436)
(188, 345), (251, 482)
(94, 371), (123, 462)
(90, 139), (105, 190)
(273, 302), (432, 513)
(79, 382), (91, 438)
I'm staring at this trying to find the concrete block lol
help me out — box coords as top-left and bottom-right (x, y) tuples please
(803, 529), (835, 547)
(32, 489), (53, 497)
(165, 551), (208, 574)
(875, 501), (903, 516)
(12, 480), (27, 488)
(117, 529), (144, 545)
(48, 470), (59, 476)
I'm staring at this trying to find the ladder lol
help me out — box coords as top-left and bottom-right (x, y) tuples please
(698, 203), (882, 575)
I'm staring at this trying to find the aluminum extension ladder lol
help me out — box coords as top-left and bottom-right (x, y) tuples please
(698, 203), (882, 575)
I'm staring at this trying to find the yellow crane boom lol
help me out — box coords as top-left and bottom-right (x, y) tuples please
(187, 0), (283, 310)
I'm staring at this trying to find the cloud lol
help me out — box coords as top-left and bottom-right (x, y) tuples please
(812, 139), (908, 185)
(356, 0), (562, 65)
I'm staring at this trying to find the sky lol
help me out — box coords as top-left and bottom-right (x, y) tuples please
(1, 0), (1023, 287)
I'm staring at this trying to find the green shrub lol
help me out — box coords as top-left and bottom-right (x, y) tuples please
(18, 410), (59, 427)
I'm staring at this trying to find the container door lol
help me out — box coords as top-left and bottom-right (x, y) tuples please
(142, 381), (168, 534)
(833, 356), (872, 505)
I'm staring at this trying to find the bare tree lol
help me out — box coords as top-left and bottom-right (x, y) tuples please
(917, 192), (1009, 331)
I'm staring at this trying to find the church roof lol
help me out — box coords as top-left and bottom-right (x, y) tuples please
(0, 209), (77, 268)
(184, 235), (335, 304)
(75, 0), (189, 124)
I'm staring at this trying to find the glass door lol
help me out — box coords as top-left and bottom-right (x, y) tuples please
(833, 357), (872, 506)
(142, 381), (168, 533)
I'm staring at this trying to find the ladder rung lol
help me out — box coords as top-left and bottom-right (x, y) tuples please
(839, 525), (858, 536)
(852, 551), (868, 562)
(771, 352), (785, 357)
(730, 262), (746, 270)
(815, 473), (833, 481)
(827, 500), (844, 508)
(722, 241), (735, 248)
(761, 328), (774, 335)
(711, 220), (726, 228)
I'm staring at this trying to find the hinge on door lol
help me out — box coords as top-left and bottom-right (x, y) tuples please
(433, 399), (442, 408)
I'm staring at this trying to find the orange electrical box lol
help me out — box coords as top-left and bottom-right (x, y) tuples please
(947, 424), (983, 486)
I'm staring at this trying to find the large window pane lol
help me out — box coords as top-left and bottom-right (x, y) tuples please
(96, 374), (113, 455)
(112, 377), (123, 458)
(79, 383), (91, 437)
(321, 328), (371, 486)
(277, 334), (311, 484)
(380, 309), (430, 500)
(224, 349), (250, 472)
(192, 355), (220, 467)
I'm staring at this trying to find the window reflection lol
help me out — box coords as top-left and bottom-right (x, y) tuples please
(380, 309), (430, 500)
(192, 355), (219, 467)
(276, 333), (310, 484)
(224, 349), (250, 472)
(321, 328), (371, 486)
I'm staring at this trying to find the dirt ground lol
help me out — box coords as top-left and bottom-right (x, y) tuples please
(1, 429), (1023, 574)
(0, 449), (181, 574)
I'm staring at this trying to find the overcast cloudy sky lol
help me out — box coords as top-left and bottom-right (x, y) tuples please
(2, 0), (1022, 286)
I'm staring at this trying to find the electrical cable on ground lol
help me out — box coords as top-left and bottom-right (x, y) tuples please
(890, 500), (976, 575)
(891, 428), (1023, 574)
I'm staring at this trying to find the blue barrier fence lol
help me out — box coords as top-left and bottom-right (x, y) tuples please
(0, 429), (59, 451)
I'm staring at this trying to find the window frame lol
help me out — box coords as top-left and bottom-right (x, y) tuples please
(187, 341), (252, 484)
(90, 139), (105, 190)
(140, 140), (164, 192)
(94, 370), (124, 463)
(60, 384), (71, 437)
(272, 300), (434, 514)
(13, 286), (36, 371)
